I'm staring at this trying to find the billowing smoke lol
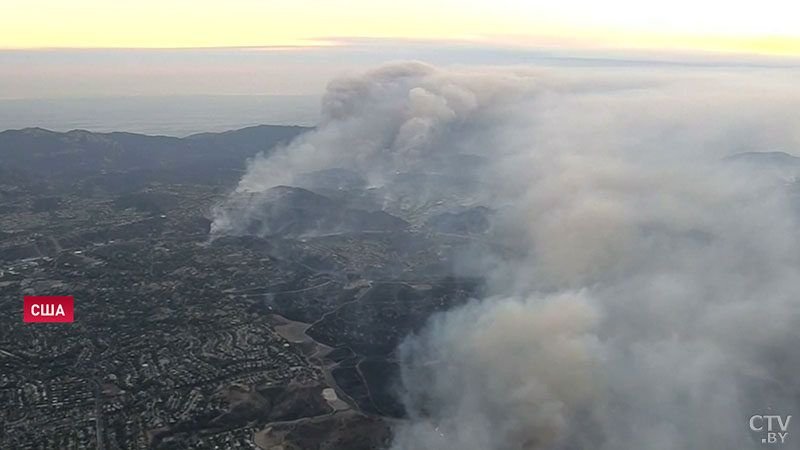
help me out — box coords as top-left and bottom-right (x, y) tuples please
(213, 61), (800, 449)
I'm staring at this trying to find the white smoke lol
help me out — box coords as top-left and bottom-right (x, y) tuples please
(214, 61), (800, 449)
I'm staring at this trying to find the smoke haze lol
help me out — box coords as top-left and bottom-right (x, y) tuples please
(213, 62), (800, 449)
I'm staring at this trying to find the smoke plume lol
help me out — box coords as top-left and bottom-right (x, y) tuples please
(213, 61), (800, 449)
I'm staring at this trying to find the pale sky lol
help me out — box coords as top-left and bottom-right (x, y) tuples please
(3, 0), (800, 54)
(2, 0), (800, 104)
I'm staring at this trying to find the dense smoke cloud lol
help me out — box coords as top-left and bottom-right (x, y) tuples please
(214, 62), (800, 449)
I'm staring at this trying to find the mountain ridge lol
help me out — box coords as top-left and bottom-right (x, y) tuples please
(0, 124), (312, 189)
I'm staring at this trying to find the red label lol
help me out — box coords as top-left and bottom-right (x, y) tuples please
(24, 296), (74, 323)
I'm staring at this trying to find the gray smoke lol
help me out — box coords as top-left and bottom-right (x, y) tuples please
(213, 62), (800, 449)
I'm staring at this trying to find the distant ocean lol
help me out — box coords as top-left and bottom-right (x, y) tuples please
(0, 95), (321, 137)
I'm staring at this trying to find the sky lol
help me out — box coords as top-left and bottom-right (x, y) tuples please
(3, 0), (800, 54)
(2, 0), (800, 132)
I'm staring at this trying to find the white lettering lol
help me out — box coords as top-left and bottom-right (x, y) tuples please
(56, 304), (64, 316)
(778, 415), (792, 432)
(766, 415), (778, 431)
(751, 415), (764, 432)
(31, 304), (40, 316)
(752, 414), (791, 445)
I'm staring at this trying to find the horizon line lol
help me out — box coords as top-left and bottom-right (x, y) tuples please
(2, 34), (800, 59)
